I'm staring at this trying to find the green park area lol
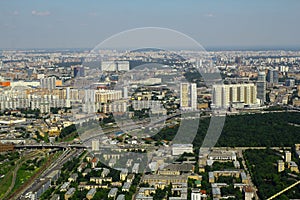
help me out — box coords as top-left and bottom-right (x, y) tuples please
(0, 150), (60, 200)
(0, 151), (20, 199)
(152, 112), (300, 147)
(244, 149), (300, 199)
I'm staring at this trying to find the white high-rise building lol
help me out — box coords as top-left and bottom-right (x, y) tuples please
(190, 83), (197, 109)
(101, 61), (129, 71)
(123, 87), (128, 99)
(212, 83), (257, 108)
(84, 90), (95, 103)
(82, 90), (96, 114)
(257, 71), (266, 104)
(40, 77), (56, 90)
(180, 83), (197, 110)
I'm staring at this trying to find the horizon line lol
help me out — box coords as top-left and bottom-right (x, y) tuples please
(2, 45), (300, 52)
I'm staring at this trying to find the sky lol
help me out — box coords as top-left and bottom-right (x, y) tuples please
(1, 0), (300, 49)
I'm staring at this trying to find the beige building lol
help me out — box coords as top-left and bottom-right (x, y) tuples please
(158, 163), (194, 176)
(293, 98), (300, 107)
(180, 83), (197, 110)
(278, 160), (285, 172)
(212, 83), (257, 108)
(120, 169), (128, 181)
(90, 177), (112, 184)
(288, 161), (299, 173)
(108, 188), (118, 199)
(64, 188), (75, 200)
(86, 188), (96, 200)
(142, 174), (189, 189)
(209, 172), (214, 183)
(285, 151), (291, 162)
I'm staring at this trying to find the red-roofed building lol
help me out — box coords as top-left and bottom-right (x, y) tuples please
(91, 157), (98, 168)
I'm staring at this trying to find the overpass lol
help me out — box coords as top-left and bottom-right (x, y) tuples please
(14, 143), (86, 149)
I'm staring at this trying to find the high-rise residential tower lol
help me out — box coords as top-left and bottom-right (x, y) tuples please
(267, 68), (279, 84)
(212, 83), (257, 108)
(257, 71), (266, 104)
(40, 77), (56, 90)
(180, 82), (197, 110)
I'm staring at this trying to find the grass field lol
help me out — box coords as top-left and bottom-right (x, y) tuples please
(0, 171), (13, 199)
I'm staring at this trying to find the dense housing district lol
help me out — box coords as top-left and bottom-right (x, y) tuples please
(0, 49), (300, 200)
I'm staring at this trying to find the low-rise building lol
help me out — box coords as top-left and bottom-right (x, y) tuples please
(126, 174), (135, 183)
(65, 188), (76, 200)
(0, 143), (14, 152)
(191, 189), (206, 200)
(78, 183), (109, 190)
(136, 195), (153, 200)
(83, 168), (91, 177)
(170, 186), (188, 199)
(142, 174), (189, 189)
(116, 194), (125, 200)
(101, 168), (110, 177)
(172, 144), (193, 156)
(240, 172), (248, 184)
(212, 186), (221, 198)
(120, 168), (128, 181)
(68, 173), (78, 182)
(86, 188), (96, 200)
(285, 151), (292, 162)
(288, 161), (299, 173)
(122, 182), (131, 192)
(77, 162), (87, 172)
(209, 172), (214, 183)
(50, 194), (60, 200)
(158, 163), (194, 175)
(132, 163), (140, 173)
(108, 188), (118, 199)
(278, 160), (285, 172)
(243, 186), (255, 200)
(60, 182), (70, 192)
(213, 170), (240, 178)
(30, 179), (51, 200)
(91, 157), (98, 168)
(90, 177), (112, 184)
(136, 187), (156, 200)
(194, 180), (201, 188)
(47, 170), (61, 183)
(233, 160), (240, 169)
(208, 150), (237, 161)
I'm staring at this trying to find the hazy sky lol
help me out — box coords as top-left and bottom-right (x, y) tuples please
(1, 0), (300, 49)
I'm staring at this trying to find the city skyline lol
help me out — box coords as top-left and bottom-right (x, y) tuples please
(1, 1), (300, 199)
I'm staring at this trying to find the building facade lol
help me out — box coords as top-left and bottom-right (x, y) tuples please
(180, 83), (197, 110)
(212, 83), (257, 108)
(257, 71), (266, 104)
